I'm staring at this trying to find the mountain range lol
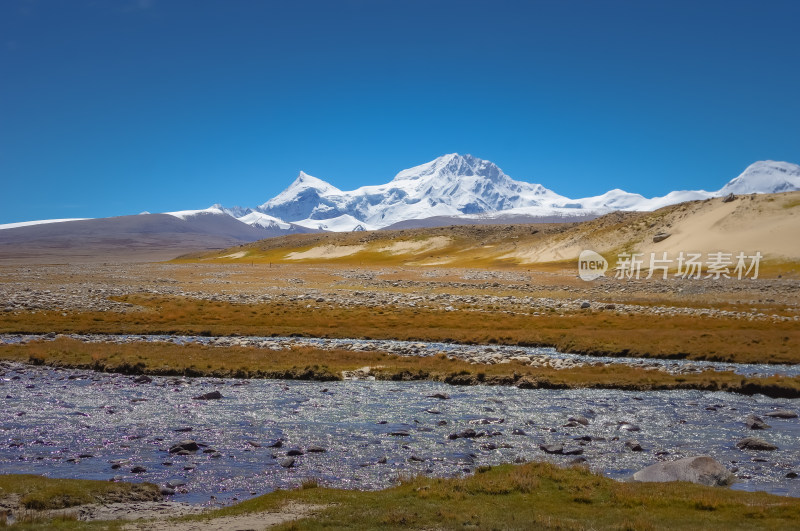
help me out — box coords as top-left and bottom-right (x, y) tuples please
(2, 154), (799, 242)
(185, 154), (800, 232)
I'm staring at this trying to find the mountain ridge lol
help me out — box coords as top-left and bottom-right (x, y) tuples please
(237, 154), (800, 231)
(2, 154), (799, 234)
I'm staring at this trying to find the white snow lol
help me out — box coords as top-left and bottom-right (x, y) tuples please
(293, 214), (377, 232)
(717, 160), (800, 195)
(563, 189), (715, 212)
(0, 218), (88, 231)
(236, 211), (291, 230)
(164, 206), (227, 220)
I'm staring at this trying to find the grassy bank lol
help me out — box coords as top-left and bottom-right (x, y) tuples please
(149, 462), (800, 530)
(1, 295), (798, 364)
(0, 475), (160, 512)
(3, 462), (800, 530)
(0, 474), (160, 529)
(2, 338), (799, 398)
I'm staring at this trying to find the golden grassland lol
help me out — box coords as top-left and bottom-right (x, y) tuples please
(5, 462), (800, 530)
(1, 295), (798, 364)
(3, 338), (799, 398)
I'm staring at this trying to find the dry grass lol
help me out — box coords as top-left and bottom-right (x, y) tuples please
(1, 295), (798, 364)
(2, 338), (799, 398)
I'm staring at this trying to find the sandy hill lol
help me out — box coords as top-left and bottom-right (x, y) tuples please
(183, 191), (800, 272)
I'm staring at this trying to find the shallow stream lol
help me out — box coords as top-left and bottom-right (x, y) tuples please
(1, 362), (798, 506)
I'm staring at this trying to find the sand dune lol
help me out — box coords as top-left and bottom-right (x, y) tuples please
(196, 191), (800, 271)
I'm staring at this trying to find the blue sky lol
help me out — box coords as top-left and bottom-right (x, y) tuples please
(1, 0), (799, 223)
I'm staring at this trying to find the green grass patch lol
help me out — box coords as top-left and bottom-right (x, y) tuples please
(175, 461), (800, 530)
(0, 474), (160, 511)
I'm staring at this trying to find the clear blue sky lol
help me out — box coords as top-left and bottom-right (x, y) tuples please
(1, 0), (799, 223)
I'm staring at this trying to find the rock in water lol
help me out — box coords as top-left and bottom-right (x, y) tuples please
(539, 444), (564, 454)
(169, 440), (199, 453)
(764, 409), (797, 419)
(427, 393), (450, 400)
(193, 390), (223, 400)
(736, 437), (778, 451)
(745, 415), (771, 430)
(625, 440), (643, 452)
(632, 456), (735, 487)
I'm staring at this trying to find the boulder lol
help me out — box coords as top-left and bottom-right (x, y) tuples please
(736, 437), (778, 451)
(722, 193), (736, 203)
(169, 440), (199, 453)
(539, 444), (564, 454)
(569, 416), (590, 426)
(653, 232), (671, 243)
(448, 428), (479, 440)
(632, 456), (735, 487)
(428, 393), (450, 400)
(764, 409), (797, 419)
(625, 440), (643, 452)
(192, 390), (223, 400)
(745, 415), (770, 430)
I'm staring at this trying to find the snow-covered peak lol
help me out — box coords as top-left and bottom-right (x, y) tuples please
(287, 171), (341, 194)
(718, 160), (800, 195)
(391, 153), (505, 184)
(259, 171), (342, 210)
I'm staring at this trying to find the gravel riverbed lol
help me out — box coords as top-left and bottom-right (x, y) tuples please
(1, 362), (798, 505)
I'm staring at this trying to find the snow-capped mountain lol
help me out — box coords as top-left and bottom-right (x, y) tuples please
(245, 155), (800, 231)
(3, 155), (799, 234)
(258, 154), (572, 231)
(717, 160), (800, 195)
